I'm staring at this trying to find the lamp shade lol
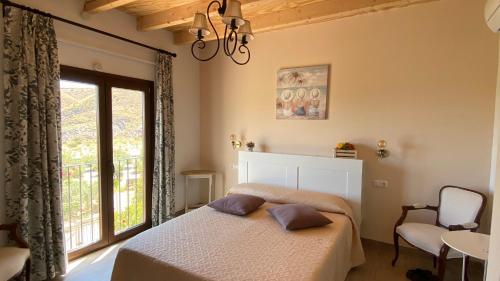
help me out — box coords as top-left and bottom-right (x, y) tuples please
(238, 20), (254, 41)
(189, 13), (211, 37)
(222, 0), (245, 27)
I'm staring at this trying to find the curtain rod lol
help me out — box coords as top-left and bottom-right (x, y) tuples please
(0, 0), (177, 58)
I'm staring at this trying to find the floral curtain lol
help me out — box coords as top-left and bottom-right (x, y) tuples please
(152, 53), (175, 226)
(3, 6), (66, 281)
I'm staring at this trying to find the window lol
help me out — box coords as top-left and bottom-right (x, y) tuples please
(60, 66), (154, 259)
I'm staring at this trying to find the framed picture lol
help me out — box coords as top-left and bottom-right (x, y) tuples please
(276, 65), (329, 120)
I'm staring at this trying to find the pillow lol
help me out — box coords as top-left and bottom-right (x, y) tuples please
(208, 194), (265, 216)
(267, 203), (332, 230)
(228, 183), (353, 217)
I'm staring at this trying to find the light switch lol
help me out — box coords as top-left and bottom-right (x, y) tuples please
(372, 180), (388, 188)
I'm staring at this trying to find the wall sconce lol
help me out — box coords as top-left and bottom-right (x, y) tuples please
(230, 134), (242, 149)
(377, 139), (389, 159)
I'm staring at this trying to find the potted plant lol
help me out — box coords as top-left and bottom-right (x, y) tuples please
(246, 141), (255, 152)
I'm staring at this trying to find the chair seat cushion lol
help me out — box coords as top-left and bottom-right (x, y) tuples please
(396, 223), (462, 259)
(0, 247), (30, 280)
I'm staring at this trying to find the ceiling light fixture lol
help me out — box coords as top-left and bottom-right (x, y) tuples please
(189, 0), (253, 65)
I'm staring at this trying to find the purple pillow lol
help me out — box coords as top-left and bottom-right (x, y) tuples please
(267, 204), (333, 230)
(208, 194), (265, 216)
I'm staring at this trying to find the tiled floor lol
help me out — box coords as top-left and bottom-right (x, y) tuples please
(53, 239), (485, 281)
(52, 242), (125, 281)
(347, 239), (484, 281)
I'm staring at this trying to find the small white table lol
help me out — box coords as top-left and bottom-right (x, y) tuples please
(181, 170), (216, 213)
(441, 230), (489, 281)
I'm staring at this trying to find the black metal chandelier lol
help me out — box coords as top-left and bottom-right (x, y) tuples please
(189, 0), (254, 65)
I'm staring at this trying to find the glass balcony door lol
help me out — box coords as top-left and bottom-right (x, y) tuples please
(106, 82), (153, 241)
(60, 79), (105, 255)
(60, 66), (153, 260)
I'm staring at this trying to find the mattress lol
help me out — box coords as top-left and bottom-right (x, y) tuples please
(111, 202), (364, 281)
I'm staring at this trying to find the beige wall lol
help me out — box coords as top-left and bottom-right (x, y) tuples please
(0, 0), (201, 244)
(199, 0), (498, 243)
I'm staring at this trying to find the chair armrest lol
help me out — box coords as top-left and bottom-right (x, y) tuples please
(394, 204), (439, 229)
(0, 224), (28, 248)
(405, 203), (439, 211)
(448, 222), (479, 231)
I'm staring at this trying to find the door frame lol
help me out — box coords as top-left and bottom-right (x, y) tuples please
(60, 65), (154, 260)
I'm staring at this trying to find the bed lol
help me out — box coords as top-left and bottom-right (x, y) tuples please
(111, 152), (365, 281)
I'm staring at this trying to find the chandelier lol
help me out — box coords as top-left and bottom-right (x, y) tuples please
(189, 0), (254, 65)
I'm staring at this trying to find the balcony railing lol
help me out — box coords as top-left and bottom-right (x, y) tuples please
(62, 157), (144, 252)
(113, 157), (144, 234)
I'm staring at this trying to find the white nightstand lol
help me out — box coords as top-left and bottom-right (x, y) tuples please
(181, 170), (216, 213)
(441, 230), (489, 281)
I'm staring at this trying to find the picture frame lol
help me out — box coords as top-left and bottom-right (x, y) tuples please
(276, 65), (329, 120)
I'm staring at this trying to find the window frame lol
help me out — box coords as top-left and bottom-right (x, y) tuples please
(60, 65), (154, 260)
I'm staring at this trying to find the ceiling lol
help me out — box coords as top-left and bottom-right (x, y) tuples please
(84, 0), (437, 45)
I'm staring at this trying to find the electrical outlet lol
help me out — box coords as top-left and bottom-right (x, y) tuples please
(372, 180), (388, 188)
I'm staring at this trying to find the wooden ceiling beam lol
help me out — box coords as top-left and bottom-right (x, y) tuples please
(174, 0), (436, 45)
(137, 0), (260, 31)
(84, 0), (137, 13)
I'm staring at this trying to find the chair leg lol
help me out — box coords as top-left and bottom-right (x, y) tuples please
(433, 256), (437, 268)
(438, 245), (450, 281)
(392, 233), (400, 266)
(464, 256), (470, 281)
(25, 258), (30, 281)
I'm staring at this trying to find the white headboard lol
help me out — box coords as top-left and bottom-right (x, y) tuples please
(238, 151), (364, 225)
